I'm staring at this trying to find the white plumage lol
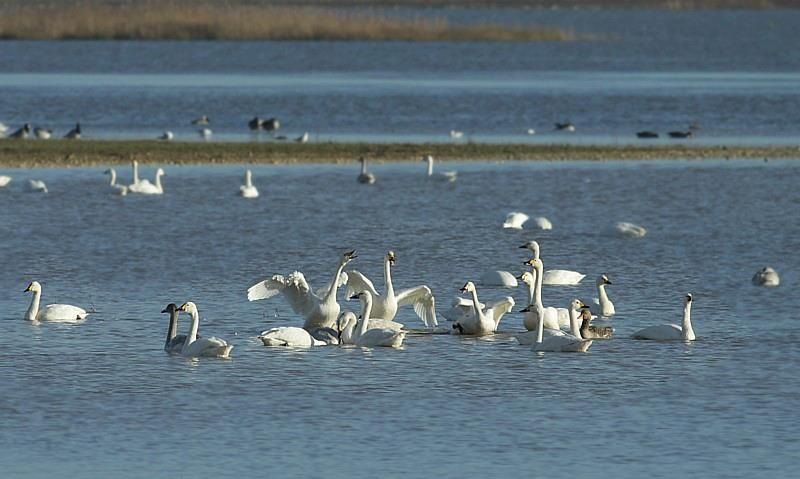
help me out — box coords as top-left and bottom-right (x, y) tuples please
(24, 281), (88, 323)
(450, 282), (514, 336)
(239, 169), (259, 198)
(615, 222), (647, 238)
(503, 212), (529, 229)
(177, 302), (233, 358)
(632, 294), (695, 341)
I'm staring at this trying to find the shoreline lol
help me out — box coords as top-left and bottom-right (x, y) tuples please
(0, 140), (798, 168)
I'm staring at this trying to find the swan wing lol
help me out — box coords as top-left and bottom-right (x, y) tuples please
(184, 337), (233, 358)
(258, 326), (314, 347)
(344, 270), (379, 298)
(486, 296), (515, 327)
(535, 334), (592, 352)
(514, 327), (565, 345)
(395, 285), (438, 327)
(542, 270), (585, 285)
(503, 212), (529, 229)
(38, 304), (88, 322)
(442, 297), (481, 322)
(248, 272), (319, 315)
(356, 328), (406, 348)
(631, 324), (682, 341)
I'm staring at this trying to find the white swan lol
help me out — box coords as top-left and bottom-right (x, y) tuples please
(258, 326), (325, 347)
(0, 175), (11, 187)
(441, 296), (485, 322)
(239, 169), (259, 198)
(129, 165), (165, 195)
(357, 157), (376, 184)
(104, 168), (128, 196)
(421, 155), (457, 182)
(519, 240), (585, 285)
(24, 281), (88, 322)
(247, 250), (356, 330)
(158, 131), (174, 141)
(579, 305), (614, 339)
(503, 212), (529, 229)
(594, 274), (615, 316)
(632, 293), (695, 341)
(523, 298), (593, 353)
(615, 222), (647, 238)
(343, 291), (406, 348)
(34, 127), (52, 139)
(450, 282), (514, 336)
(177, 302), (233, 358)
(478, 270), (518, 288)
(343, 251), (437, 328)
(162, 303), (189, 353)
(752, 267), (779, 287)
(533, 217), (553, 230)
(517, 270), (566, 330)
(449, 130), (464, 139)
(27, 179), (48, 193)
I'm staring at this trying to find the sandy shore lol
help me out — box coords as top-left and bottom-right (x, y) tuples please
(0, 140), (798, 168)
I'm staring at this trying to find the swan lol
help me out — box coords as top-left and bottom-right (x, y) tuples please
(191, 115), (210, 125)
(34, 127), (52, 139)
(24, 281), (88, 322)
(357, 157), (376, 184)
(308, 326), (340, 345)
(632, 293), (695, 341)
(517, 270), (566, 330)
(503, 212), (529, 229)
(615, 222), (647, 238)
(27, 179), (48, 193)
(449, 130), (464, 139)
(0, 175), (11, 187)
(158, 131), (174, 141)
(522, 298), (593, 352)
(478, 270), (518, 288)
(421, 155), (457, 182)
(249, 116), (264, 130)
(162, 303), (189, 353)
(533, 217), (553, 230)
(129, 166), (165, 195)
(64, 123), (81, 139)
(0, 122), (7, 135)
(441, 296), (485, 322)
(247, 250), (357, 330)
(450, 282), (514, 336)
(104, 168), (128, 196)
(578, 306), (614, 339)
(594, 274), (615, 316)
(239, 169), (259, 198)
(343, 292), (406, 348)
(752, 267), (779, 287)
(9, 123), (31, 139)
(258, 326), (326, 347)
(295, 132), (309, 143)
(177, 302), (233, 358)
(526, 128), (536, 135)
(344, 251), (437, 328)
(519, 240), (585, 285)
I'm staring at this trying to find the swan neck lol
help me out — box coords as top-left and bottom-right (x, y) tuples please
(324, 259), (347, 302)
(569, 307), (582, 339)
(469, 288), (485, 321)
(533, 263), (544, 309)
(597, 283), (610, 305)
(25, 290), (40, 321)
(183, 310), (200, 352)
(245, 170), (253, 187)
(109, 169), (117, 186)
(682, 302), (695, 340)
(165, 310), (179, 348)
(154, 172), (162, 190)
(426, 158), (433, 176)
(525, 275), (535, 307)
(360, 160), (367, 175)
(384, 258), (394, 295)
(357, 298), (371, 337)
(536, 302), (544, 344)
(132, 161), (139, 184)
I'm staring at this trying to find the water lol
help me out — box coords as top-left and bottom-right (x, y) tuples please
(1, 9), (799, 144)
(1, 159), (799, 477)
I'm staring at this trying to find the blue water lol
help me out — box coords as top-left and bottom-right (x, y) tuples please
(1, 9), (799, 144)
(0, 159), (798, 477)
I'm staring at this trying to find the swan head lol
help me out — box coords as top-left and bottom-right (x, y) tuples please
(340, 250), (357, 265)
(421, 155), (433, 163)
(597, 274), (612, 286)
(155, 168), (166, 177)
(103, 168), (113, 175)
(518, 271), (534, 284)
(349, 290), (372, 305)
(336, 311), (357, 337)
(358, 156), (366, 164)
(459, 281), (476, 293)
(523, 258), (542, 270)
(570, 299), (586, 311)
(177, 302), (198, 315)
(684, 293), (693, 305)
(386, 251), (396, 265)
(24, 281), (42, 293)
(161, 303), (179, 314)
(519, 240), (539, 252)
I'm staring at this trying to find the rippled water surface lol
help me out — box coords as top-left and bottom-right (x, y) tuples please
(1, 159), (798, 478)
(1, 9), (799, 144)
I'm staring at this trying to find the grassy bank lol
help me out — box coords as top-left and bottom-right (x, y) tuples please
(0, 2), (574, 42)
(0, 140), (797, 168)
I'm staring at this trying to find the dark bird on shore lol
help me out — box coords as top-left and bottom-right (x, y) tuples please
(636, 131), (659, 139)
(9, 123), (32, 139)
(64, 123), (81, 139)
(554, 122), (576, 132)
(249, 116), (264, 130)
(191, 115), (210, 125)
(668, 131), (693, 139)
(262, 117), (280, 133)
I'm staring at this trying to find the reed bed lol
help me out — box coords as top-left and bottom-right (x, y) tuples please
(0, 2), (574, 42)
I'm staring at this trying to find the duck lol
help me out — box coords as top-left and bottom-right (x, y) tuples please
(176, 302), (233, 358)
(247, 250), (357, 330)
(752, 267), (779, 287)
(450, 282), (514, 336)
(343, 292), (406, 348)
(519, 240), (585, 285)
(522, 298), (592, 352)
(578, 306), (614, 339)
(636, 131), (659, 139)
(162, 303), (190, 353)
(421, 155), (457, 182)
(24, 281), (88, 322)
(344, 251), (437, 327)
(668, 131), (693, 139)
(357, 157), (376, 184)
(632, 293), (695, 341)
(594, 274), (615, 316)
(239, 169), (259, 198)
(64, 123), (81, 139)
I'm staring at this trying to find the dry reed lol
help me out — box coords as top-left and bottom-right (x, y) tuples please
(0, 2), (575, 42)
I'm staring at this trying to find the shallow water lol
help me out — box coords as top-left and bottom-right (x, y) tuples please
(1, 9), (799, 144)
(0, 159), (798, 478)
